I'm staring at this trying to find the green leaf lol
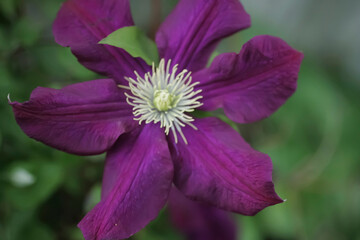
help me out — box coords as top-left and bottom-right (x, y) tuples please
(99, 26), (159, 65)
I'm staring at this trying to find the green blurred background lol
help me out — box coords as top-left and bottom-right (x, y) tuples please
(1, 0), (359, 239)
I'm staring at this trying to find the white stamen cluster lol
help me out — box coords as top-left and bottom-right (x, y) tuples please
(121, 59), (203, 144)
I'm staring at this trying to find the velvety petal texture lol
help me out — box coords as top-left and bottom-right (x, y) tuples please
(169, 117), (283, 216)
(79, 125), (173, 240)
(168, 187), (237, 240)
(10, 79), (135, 155)
(156, 0), (251, 72)
(53, 0), (150, 83)
(196, 35), (304, 123)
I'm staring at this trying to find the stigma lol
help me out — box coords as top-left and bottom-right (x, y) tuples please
(122, 59), (203, 144)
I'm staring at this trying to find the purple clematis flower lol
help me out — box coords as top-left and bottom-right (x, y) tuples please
(10, 0), (303, 239)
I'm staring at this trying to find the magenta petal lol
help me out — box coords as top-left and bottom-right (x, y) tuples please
(156, 0), (250, 72)
(170, 117), (283, 216)
(169, 187), (237, 240)
(10, 79), (136, 155)
(53, 0), (150, 83)
(79, 125), (173, 240)
(196, 35), (303, 123)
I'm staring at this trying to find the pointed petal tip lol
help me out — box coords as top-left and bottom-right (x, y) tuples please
(7, 93), (11, 103)
(240, 195), (284, 216)
(273, 195), (285, 205)
(244, 196), (284, 217)
(171, 117), (286, 217)
(10, 79), (136, 156)
(291, 48), (304, 62)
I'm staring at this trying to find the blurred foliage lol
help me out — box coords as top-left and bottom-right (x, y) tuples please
(1, 0), (359, 240)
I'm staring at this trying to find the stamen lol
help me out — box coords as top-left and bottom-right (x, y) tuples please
(117, 84), (131, 90)
(123, 59), (203, 144)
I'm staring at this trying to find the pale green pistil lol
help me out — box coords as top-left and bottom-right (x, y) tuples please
(153, 90), (174, 111)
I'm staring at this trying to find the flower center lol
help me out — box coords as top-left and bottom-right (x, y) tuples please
(121, 59), (203, 144)
(153, 90), (174, 111)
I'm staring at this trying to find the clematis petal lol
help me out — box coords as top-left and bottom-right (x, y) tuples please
(156, 0), (250, 72)
(168, 187), (237, 240)
(53, 0), (150, 84)
(196, 35), (303, 123)
(10, 79), (136, 155)
(169, 117), (283, 216)
(79, 125), (173, 240)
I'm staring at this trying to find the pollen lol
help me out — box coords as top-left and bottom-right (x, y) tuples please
(122, 59), (203, 144)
